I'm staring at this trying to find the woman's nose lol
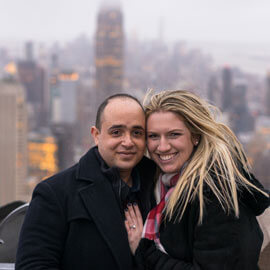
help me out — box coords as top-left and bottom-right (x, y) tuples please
(157, 137), (170, 152)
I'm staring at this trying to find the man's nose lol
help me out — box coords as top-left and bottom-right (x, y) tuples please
(122, 133), (134, 147)
(157, 137), (170, 152)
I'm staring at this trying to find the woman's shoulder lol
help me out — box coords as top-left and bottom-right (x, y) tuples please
(238, 171), (270, 216)
(202, 170), (270, 215)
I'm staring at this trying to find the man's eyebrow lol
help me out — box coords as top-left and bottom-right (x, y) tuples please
(133, 126), (145, 130)
(108, 125), (145, 130)
(108, 125), (125, 130)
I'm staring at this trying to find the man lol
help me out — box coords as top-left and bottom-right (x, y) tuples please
(16, 94), (156, 270)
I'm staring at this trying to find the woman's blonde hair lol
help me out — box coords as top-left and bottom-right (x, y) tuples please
(144, 90), (268, 223)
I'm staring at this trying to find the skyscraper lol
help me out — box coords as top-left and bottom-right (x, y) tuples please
(0, 79), (29, 205)
(17, 42), (47, 129)
(266, 73), (270, 116)
(207, 75), (218, 106)
(51, 71), (79, 125)
(222, 67), (233, 111)
(95, 3), (124, 104)
(50, 70), (79, 170)
(28, 131), (58, 185)
(230, 82), (254, 135)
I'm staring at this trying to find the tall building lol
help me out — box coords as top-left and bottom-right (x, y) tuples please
(76, 80), (96, 150)
(17, 42), (47, 129)
(50, 71), (79, 170)
(0, 79), (29, 205)
(95, 3), (124, 105)
(266, 73), (270, 116)
(222, 67), (233, 111)
(230, 82), (254, 135)
(25, 41), (34, 62)
(51, 124), (76, 171)
(51, 71), (79, 125)
(17, 61), (46, 105)
(28, 131), (58, 186)
(207, 75), (218, 106)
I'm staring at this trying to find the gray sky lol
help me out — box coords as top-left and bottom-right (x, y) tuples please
(1, 0), (270, 44)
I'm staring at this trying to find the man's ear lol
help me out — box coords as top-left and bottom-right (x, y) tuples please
(91, 126), (100, 145)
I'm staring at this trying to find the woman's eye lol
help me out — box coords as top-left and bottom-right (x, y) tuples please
(147, 134), (158, 139)
(169, 132), (181, 137)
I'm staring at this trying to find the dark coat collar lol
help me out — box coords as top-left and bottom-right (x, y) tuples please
(74, 146), (156, 269)
(75, 146), (155, 187)
(75, 147), (133, 269)
(75, 147), (107, 182)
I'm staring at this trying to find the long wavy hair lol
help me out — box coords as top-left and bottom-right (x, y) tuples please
(144, 90), (268, 223)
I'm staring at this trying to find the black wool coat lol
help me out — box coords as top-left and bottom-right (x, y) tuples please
(136, 173), (270, 270)
(15, 147), (156, 270)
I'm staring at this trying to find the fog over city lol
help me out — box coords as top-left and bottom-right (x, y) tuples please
(1, 0), (270, 43)
(0, 2), (270, 266)
(1, 0), (270, 74)
(0, 0), (269, 208)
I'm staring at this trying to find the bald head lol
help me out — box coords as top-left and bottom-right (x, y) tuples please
(95, 93), (144, 130)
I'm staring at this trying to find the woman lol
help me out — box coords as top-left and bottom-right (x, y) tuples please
(125, 90), (270, 269)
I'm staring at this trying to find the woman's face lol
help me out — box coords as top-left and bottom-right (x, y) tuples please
(147, 111), (197, 174)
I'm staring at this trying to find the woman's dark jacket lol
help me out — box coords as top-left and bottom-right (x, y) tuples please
(136, 172), (270, 270)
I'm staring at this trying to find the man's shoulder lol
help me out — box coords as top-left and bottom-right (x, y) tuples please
(39, 163), (79, 190)
(42, 147), (97, 185)
(47, 163), (78, 180)
(141, 155), (155, 165)
(136, 156), (157, 185)
(137, 155), (156, 171)
(39, 147), (99, 190)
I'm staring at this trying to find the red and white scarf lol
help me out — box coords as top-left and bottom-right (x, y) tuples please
(142, 173), (180, 253)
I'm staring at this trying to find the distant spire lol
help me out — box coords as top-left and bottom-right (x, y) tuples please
(222, 66), (233, 112)
(158, 17), (165, 42)
(266, 72), (270, 116)
(25, 41), (34, 62)
(95, 0), (124, 105)
(100, 0), (121, 10)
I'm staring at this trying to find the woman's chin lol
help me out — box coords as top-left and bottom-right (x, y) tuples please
(159, 165), (180, 174)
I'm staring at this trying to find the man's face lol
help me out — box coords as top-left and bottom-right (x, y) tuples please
(91, 98), (146, 178)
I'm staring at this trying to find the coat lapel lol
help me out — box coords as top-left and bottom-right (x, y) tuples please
(79, 178), (132, 270)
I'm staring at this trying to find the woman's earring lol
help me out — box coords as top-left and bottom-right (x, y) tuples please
(194, 140), (199, 146)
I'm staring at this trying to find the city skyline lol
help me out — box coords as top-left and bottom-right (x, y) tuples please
(1, 0), (270, 44)
(0, 2), (270, 206)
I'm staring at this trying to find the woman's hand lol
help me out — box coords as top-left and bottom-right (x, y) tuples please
(124, 203), (143, 255)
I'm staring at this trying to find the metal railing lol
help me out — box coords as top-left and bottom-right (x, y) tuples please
(0, 204), (29, 264)
(0, 264), (15, 270)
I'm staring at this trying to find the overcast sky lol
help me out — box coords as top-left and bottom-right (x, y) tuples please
(1, 0), (270, 44)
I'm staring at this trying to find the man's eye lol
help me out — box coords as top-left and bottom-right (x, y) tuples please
(133, 130), (144, 137)
(111, 130), (121, 136)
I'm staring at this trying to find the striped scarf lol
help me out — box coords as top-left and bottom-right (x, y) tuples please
(142, 173), (180, 253)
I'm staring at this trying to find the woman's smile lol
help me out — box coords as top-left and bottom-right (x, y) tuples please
(158, 153), (178, 162)
(147, 111), (197, 174)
